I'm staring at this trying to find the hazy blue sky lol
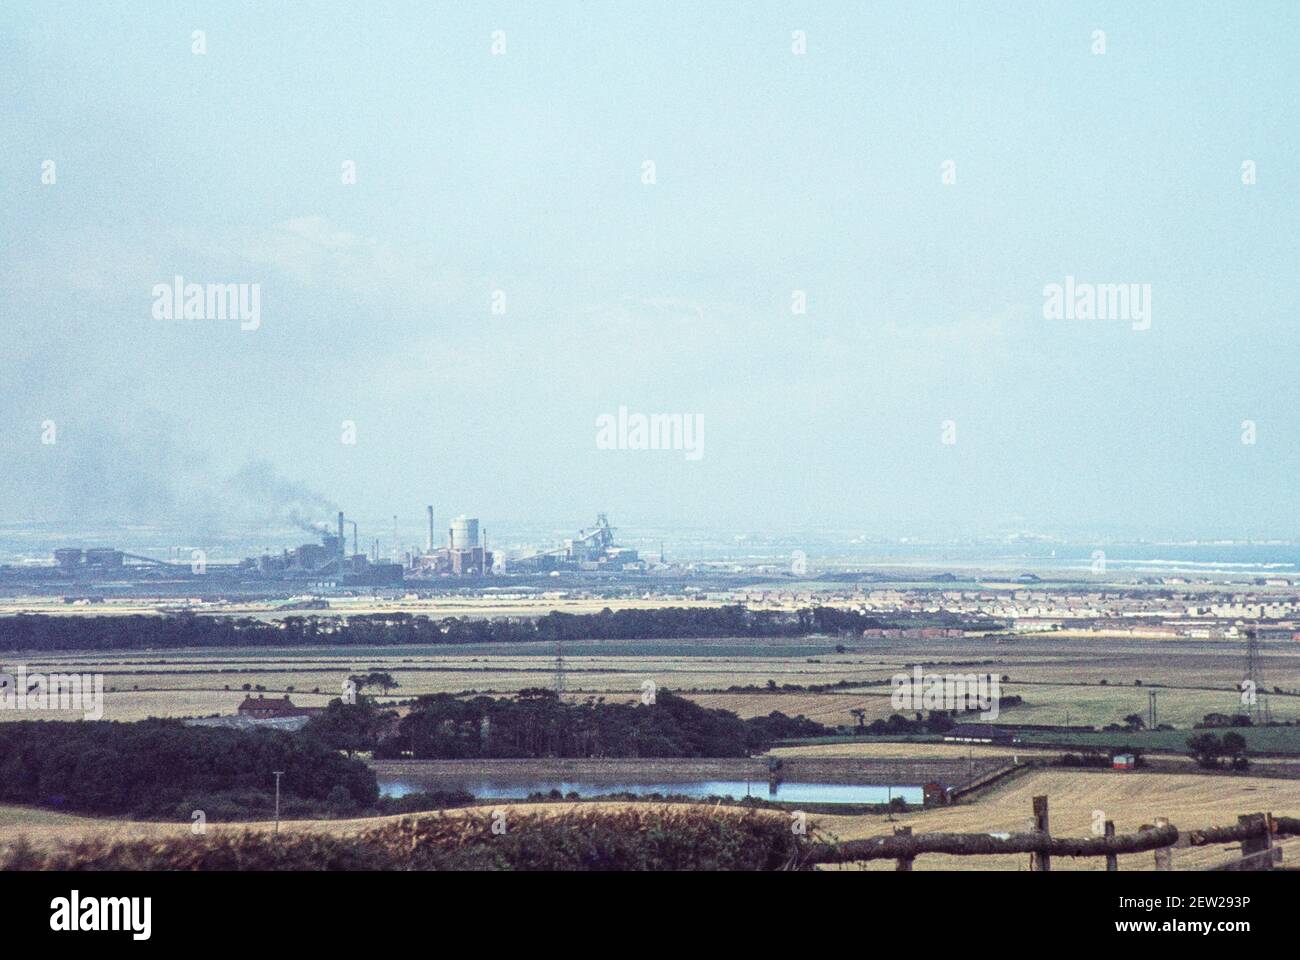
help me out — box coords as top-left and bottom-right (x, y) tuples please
(2, 1), (1297, 543)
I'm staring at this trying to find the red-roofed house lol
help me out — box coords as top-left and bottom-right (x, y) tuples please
(237, 695), (322, 720)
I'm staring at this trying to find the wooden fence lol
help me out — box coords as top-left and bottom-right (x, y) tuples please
(804, 795), (1300, 871)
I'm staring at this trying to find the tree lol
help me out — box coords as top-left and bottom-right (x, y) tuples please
(305, 699), (387, 758)
(1187, 733), (1225, 769)
(370, 672), (398, 699)
(1222, 731), (1249, 770)
(326, 784), (357, 815)
(349, 672), (398, 700)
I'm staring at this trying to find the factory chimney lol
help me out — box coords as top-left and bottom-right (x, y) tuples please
(426, 505), (434, 553)
(337, 512), (345, 560)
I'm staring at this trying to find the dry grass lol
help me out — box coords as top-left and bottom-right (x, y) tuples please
(14, 631), (1299, 726)
(7, 773), (1296, 871)
(0, 804), (800, 871)
(813, 769), (1300, 871)
(685, 692), (895, 726)
(0, 798), (764, 848)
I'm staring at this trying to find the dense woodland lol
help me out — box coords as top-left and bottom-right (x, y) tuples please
(308, 690), (829, 760)
(0, 605), (889, 651)
(0, 719), (378, 817)
(0, 692), (827, 817)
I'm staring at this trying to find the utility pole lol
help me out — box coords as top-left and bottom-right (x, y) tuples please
(272, 770), (285, 836)
(1149, 690), (1157, 730)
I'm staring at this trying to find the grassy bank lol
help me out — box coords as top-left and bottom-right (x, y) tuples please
(0, 806), (806, 871)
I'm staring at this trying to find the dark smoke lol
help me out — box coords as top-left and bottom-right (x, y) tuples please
(224, 460), (338, 532)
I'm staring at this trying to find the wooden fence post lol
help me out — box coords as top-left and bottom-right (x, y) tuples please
(1031, 795), (1051, 872)
(1104, 820), (1117, 872)
(1238, 813), (1271, 870)
(894, 825), (913, 871)
(1153, 817), (1173, 871)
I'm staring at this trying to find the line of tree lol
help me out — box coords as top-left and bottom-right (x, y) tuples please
(0, 606), (895, 651)
(0, 719), (378, 818)
(850, 711), (957, 736)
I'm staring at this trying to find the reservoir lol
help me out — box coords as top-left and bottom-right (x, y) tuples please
(379, 777), (923, 805)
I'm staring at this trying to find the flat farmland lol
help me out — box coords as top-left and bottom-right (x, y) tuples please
(5, 635), (1298, 730)
(813, 768), (1300, 871)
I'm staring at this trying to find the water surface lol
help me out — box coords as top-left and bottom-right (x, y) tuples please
(380, 777), (922, 805)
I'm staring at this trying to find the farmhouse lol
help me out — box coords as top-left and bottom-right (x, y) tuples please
(237, 695), (322, 720)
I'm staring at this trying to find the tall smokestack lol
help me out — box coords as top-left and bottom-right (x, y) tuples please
(426, 506), (434, 553)
(337, 511), (345, 559)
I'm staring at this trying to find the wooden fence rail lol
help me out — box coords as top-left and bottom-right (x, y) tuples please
(803, 796), (1300, 870)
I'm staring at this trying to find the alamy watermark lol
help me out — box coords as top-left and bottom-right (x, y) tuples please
(1042, 275), (1150, 331)
(596, 406), (703, 461)
(151, 275), (261, 331)
(0, 664), (104, 720)
(891, 666), (1001, 720)
(50, 891), (150, 940)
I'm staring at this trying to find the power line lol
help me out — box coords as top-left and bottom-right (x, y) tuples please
(554, 641), (565, 699)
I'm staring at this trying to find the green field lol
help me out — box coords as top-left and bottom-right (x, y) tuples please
(780, 725), (1300, 756)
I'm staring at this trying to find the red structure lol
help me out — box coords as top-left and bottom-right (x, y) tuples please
(237, 695), (321, 720)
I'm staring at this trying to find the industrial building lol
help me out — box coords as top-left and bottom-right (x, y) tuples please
(20, 507), (644, 591)
(254, 511), (404, 585)
(43, 509), (402, 587)
(511, 514), (641, 572)
(409, 507), (494, 577)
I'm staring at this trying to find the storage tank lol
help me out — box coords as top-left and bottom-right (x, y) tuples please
(449, 516), (479, 549)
